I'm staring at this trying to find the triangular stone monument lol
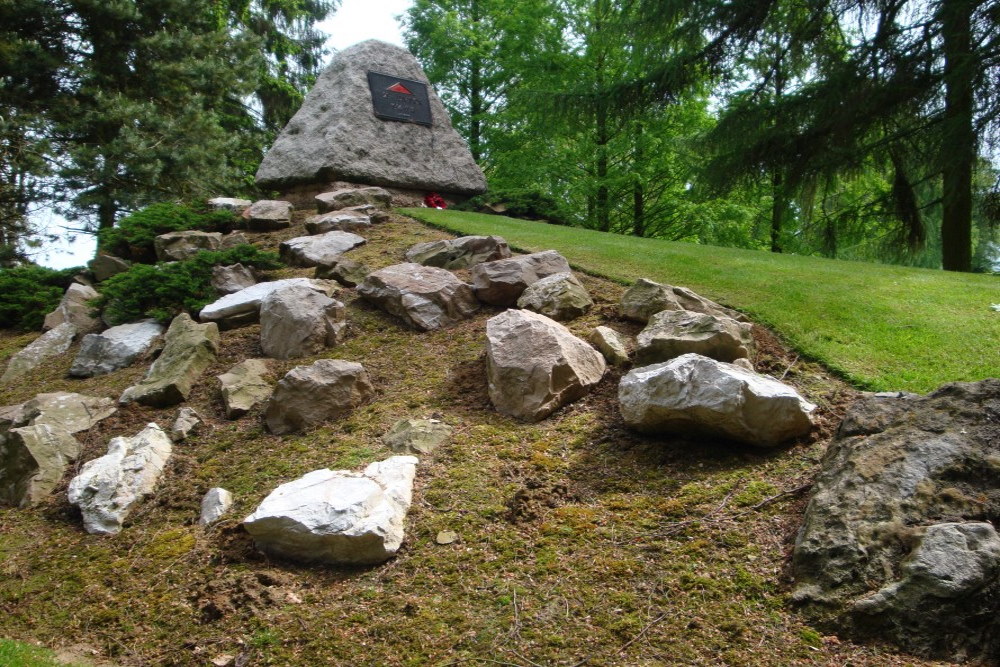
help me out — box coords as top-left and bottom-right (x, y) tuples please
(255, 40), (487, 197)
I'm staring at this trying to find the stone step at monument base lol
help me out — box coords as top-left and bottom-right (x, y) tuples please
(275, 180), (470, 211)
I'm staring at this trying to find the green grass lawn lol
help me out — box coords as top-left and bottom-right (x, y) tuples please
(402, 208), (999, 393)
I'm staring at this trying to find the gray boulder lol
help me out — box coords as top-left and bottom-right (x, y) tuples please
(620, 278), (747, 323)
(486, 309), (606, 422)
(1, 322), (77, 384)
(792, 379), (1000, 662)
(69, 319), (165, 378)
(199, 278), (335, 325)
(589, 326), (630, 367)
(154, 230), (223, 262)
(304, 211), (372, 235)
(119, 313), (219, 407)
(88, 254), (131, 282)
(199, 487), (233, 526)
(170, 407), (203, 442)
(0, 424), (80, 506)
(259, 284), (347, 359)
(635, 309), (752, 365)
(255, 40), (486, 195)
(357, 263), (479, 331)
(315, 187), (391, 213)
(67, 423), (172, 535)
(315, 257), (371, 288)
(404, 235), (511, 269)
(382, 418), (452, 455)
(217, 359), (272, 419)
(243, 456), (418, 565)
(344, 204), (390, 223)
(471, 250), (572, 306)
(245, 200), (293, 231)
(207, 197), (252, 213)
(264, 359), (374, 435)
(516, 272), (593, 321)
(279, 231), (366, 268)
(619, 354), (815, 447)
(210, 263), (257, 295)
(43, 283), (101, 334)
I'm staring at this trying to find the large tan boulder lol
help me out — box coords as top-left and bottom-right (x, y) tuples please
(635, 309), (752, 365)
(357, 263), (479, 331)
(620, 278), (747, 323)
(471, 250), (571, 306)
(217, 359), (272, 419)
(153, 230), (223, 261)
(43, 283), (101, 334)
(259, 284), (346, 359)
(516, 272), (593, 321)
(0, 424), (80, 506)
(485, 309), (606, 422)
(264, 359), (374, 435)
(404, 235), (510, 269)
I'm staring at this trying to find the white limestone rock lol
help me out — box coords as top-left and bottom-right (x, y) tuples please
(199, 278), (335, 323)
(67, 423), (173, 535)
(304, 212), (372, 235)
(485, 309), (606, 422)
(279, 231), (367, 268)
(243, 456), (418, 564)
(357, 263), (479, 331)
(1, 322), (77, 384)
(199, 487), (233, 526)
(69, 319), (165, 378)
(618, 354), (815, 447)
(259, 284), (347, 359)
(264, 359), (375, 435)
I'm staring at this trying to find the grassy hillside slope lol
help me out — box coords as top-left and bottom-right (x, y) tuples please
(403, 208), (1000, 393)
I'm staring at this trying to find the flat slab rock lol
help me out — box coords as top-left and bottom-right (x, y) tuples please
(471, 250), (572, 306)
(486, 309), (606, 422)
(618, 353), (815, 447)
(358, 263), (479, 331)
(315, 187), (391, 213)
(1, 322), (77, 384)
(67, 423), (173, 535)
(199, 278), (335, 323)
(404, 235), (510, 270)
(255, 40), (486, 195)
(69, 319), (165, 378)
(264, 359), (374, 435)
(243, 456), (418, 565)
(305, 212), (371, 234)
(244, 200), (292, 231)
(792, 379), (1000, 662)
(279, 231), (366, 268)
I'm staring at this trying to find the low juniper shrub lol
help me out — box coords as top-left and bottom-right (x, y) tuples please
(0, 264), (84, 330)
(97, 202), (238, 263)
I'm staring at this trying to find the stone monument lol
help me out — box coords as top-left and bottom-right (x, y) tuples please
(255, 40), (486, 204)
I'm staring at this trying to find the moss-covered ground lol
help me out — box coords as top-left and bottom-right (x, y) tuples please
(0, 212), (951, 665)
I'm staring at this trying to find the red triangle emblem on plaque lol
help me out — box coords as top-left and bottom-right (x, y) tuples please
(387, 82), (413, 95)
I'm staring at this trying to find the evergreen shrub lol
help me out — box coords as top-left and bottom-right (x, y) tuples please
(96, 245), (283, 325)
(455, 187), (571, 226)
(0, 265), (83, 330)
(97, 202), (237, 262)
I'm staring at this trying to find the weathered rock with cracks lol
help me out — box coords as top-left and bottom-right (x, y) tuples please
(792, 379), (1000, 662)
(382, 418), (452, 455)
(620, 278), (747, 324)
(1, 323), (77, 384)
(170, 407), (203, 442)
(264, 359), (374, 435)
(217, 359), (272, 419)
(404, 235), (510, 269)
(255, 40), (486, 195)
(486, 309), (606, 422)
(119, 313), (219, 407)
(358, 263), (479, 331)
(67, 423), (173, 535)
(16, 392), (117, 435)
(635, 309), (752, 365)
(210, 264), (257, 295)
(43, 283), (101, 334)
(69, 319), (165, 378)
(200, 487), (234, 526)
(154, 230), (223, 262)
(315, 187), (391, 213)
(315, 257), (371, 287)
(279, 231), (366, 268)
(516, 272), (593, 321)
(259, 284), (347, 359)
(618, 353), (815, 447)
(245, 200), (293, 231)
(471, 250), (572, 306)
(243, 456), (418, 564)
(199, 278), (335, 325)
(589, 326), (630, 367)
(0, 424), (80, 506)
(304, 212), (371, 235)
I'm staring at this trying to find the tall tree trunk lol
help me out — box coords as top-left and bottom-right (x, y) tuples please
(469, 0), (483, 161)
(771, 170), (785, 253)
(940, 0), (975, 272)
(632, 122), (645, 236)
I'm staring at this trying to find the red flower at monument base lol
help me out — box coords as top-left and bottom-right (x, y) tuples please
(424, 192), (447, 209)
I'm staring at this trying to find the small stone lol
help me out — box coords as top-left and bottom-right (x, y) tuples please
(170, 407), (203, 442)
(211, 655), (235, 667)
(315, 187), (392, 213)
(217, 359), (272, 419)
(199, 487), (233, 526)
(589, 326), (629, 366)
(245, 200), (293, 231)
(279, 231), (366, 268)
(1, 322), (77, 384)
(436, 530), (458, 545)
(382, 418), (452, 455)
(516, 272), (593, 321)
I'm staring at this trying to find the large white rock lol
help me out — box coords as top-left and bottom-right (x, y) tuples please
(279, 231), (367, 268)
(43, 283), (101, 334)
(69, 319), (165, 378)
(486, 309), (606, 422)
(259, 284), (346, 359)
(635, 309), (752, 365)
(618, 354), (815, 447)
(1, 322), (77, 383)
(404, 235), (510, 269)
(67, 423), (173, 535)
(199, 278), (335, 323)
(471, 250), (572, 306)
(255, 40), (486, 196)
(357, 263), (479, 331)
(264, 359), (375, 434)
(243, 456), (418, 565)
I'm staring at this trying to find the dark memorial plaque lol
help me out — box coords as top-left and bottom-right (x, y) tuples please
(367, 71), (432, 126)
